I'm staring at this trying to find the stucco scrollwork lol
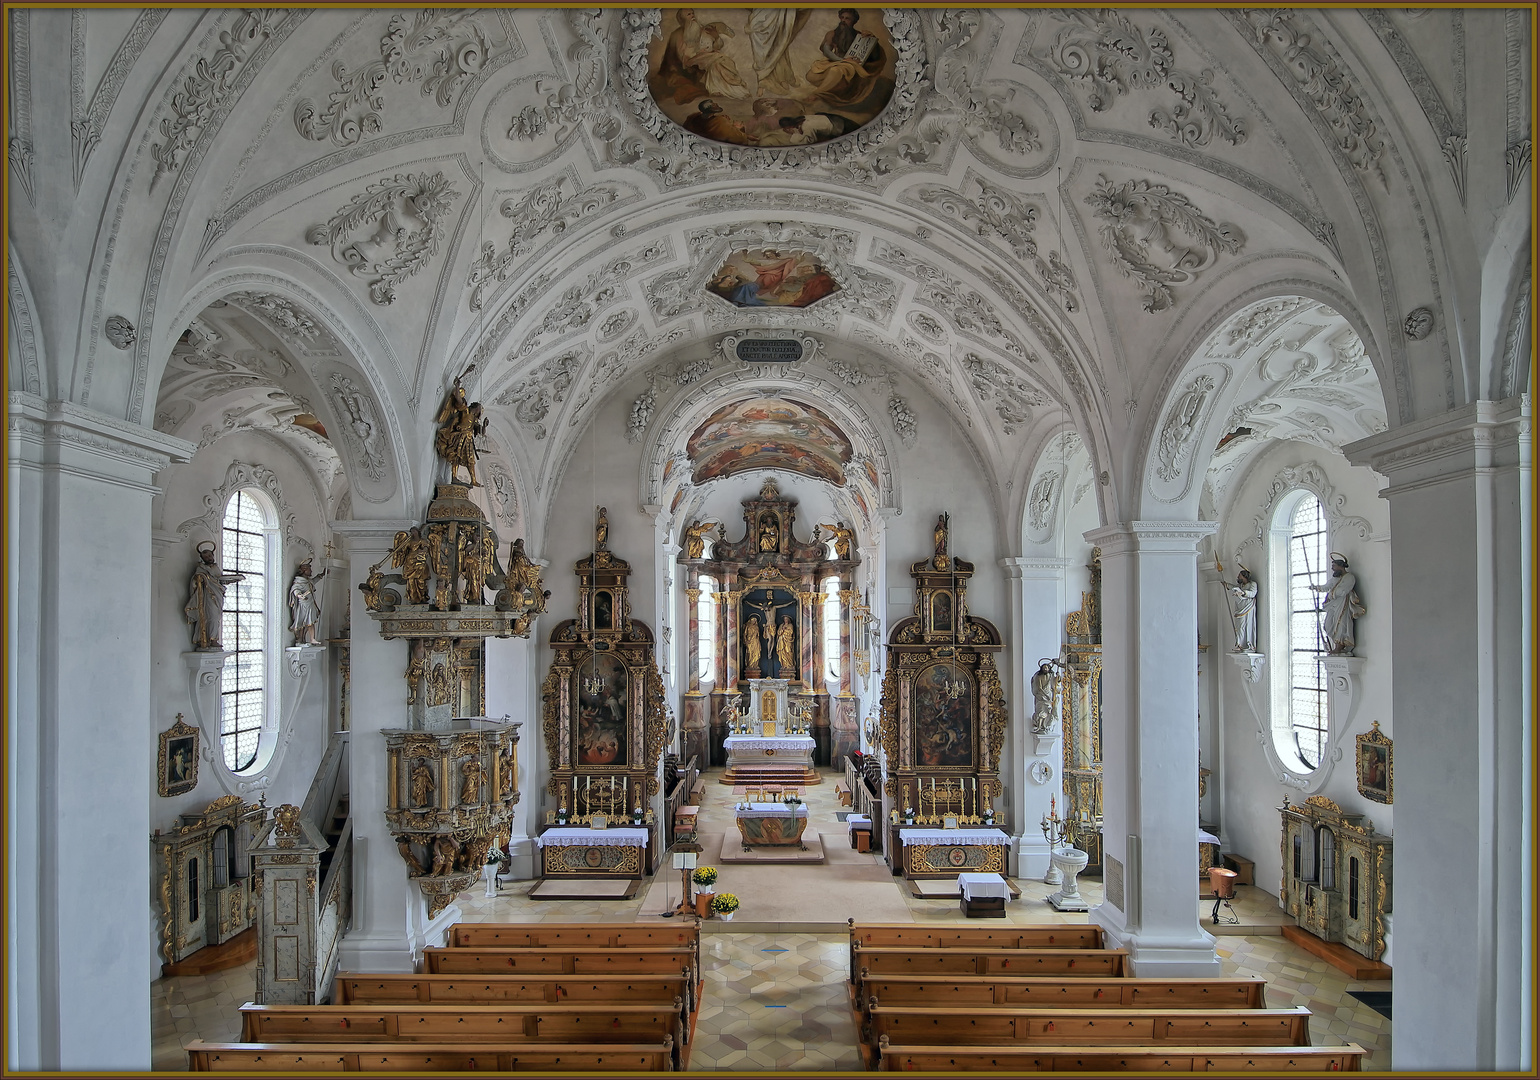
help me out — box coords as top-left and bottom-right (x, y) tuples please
(176, 461), (300, 558)
(306, 172), (459, 305)
(1084, 175), (1244, 314)
(1042, 10), (1246, 149)
(964, 353), (1051, 435)
(105, 315), (137, 350)
(1402, 307), (1434, 340)
(1235, 462), (1372, 567)
(870, 240), (1030, 361)
(493, 348), (586, 441)
(325, 369), (392, 494)
(218, 292), (330, 349)
(152, 9), (277, 187)
(889, 395), (917, 448)
(466, 175), (625, 311)
(294, 10), (493, 147)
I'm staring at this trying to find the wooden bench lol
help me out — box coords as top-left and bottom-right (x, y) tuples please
(874, 1037), (1366, 1072)
(834, 781), (852, 806)
(852, 945), (1128, 997)
(421, 946), (697, 1009)
(336, 971), (692, 1023)
(865, 1004), (1313, 1049)
(848, 921), (1102, 981)
(187, 1038), (674, 1071)
(238, 1002), (685, 1068)
(854, 974), (1269, 1014)
(448, 922), (700, 981)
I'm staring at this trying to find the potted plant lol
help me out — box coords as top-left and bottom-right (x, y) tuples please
(691, 865), (718, 917)
(710, 892), (740, 921)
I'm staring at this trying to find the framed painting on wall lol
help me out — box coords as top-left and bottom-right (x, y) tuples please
(1355, 722), (1392, 804)
(913, 663), (974, 768)
(158, 714), (200, 797)
(574, 653), (629, 768)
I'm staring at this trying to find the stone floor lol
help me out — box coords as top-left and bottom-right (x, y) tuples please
(150, 767), (1392, 1071)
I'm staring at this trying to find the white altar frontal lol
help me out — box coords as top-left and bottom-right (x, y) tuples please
(720, 680), (820, 785)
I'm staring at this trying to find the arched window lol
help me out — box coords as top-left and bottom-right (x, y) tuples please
(823, 578), (842, 681)
(696, 576), (715, 683)
(220, 489), (278, 772)
(1279, 491), (1331, 771)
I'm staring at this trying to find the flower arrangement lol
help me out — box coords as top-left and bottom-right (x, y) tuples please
(485, 845), (507, 866)
(710, 892), (740, 914)
(691, 865), (718, 888)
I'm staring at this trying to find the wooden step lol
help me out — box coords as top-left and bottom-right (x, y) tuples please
(1280, 925), (1391, 980)
(161, 926), (257, 978)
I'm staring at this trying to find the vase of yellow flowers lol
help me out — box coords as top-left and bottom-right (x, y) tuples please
(710, 892), (740, 921)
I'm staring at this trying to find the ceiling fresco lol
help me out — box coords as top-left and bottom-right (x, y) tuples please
(646, 8), (897, 147)
(686, 396), (855, 485)
(706, 248), (841, 308)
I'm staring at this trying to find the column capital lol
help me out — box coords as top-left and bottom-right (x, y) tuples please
(9, 392), (194, 490)
(1000, 556), (1071, 579)
(330, 519), (420, 557)
(1085, 520), (1216, 555)
(1344, 395), (1530, 493)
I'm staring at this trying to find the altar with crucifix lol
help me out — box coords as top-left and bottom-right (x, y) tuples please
(877, 513), (1011, 879)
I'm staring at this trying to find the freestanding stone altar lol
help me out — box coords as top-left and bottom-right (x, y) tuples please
(720, 678), (818, 786)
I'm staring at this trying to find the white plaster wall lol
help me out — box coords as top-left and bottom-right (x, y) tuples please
(1209, 441), (1394, 896)
(149, 432), (338, 827)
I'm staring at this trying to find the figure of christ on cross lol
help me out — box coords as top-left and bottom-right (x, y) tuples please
(745, 592), (794, 679)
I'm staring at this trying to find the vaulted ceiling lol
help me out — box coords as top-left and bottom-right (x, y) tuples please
(9, 7), (1526, 540)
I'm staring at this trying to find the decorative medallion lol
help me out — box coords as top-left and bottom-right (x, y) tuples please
(646, 9), (896, 147)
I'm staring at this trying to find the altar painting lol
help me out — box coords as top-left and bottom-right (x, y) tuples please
(739, 586), (799, 681)
(647, 9), (897, 147)
(575, 654), (629, 767)
(688, 397), (853, 486)
(914, 663), (974, 768)
(706, 249), (840, 309)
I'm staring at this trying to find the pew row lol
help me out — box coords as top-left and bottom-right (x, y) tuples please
(851, 944), (1128, 998)
(421, 946), (697, 1010)
(874, 1036), (1366, 1072)
(864, 1004), (1313, 1049)
(449, 923), (700, 980)
(848, 921), (1104, 983)
(238, 1001), (684, 1067)
(336, 971), (692, 1022)
(186, 1038), (674, 1072)
(853, 974), (1269, 1014)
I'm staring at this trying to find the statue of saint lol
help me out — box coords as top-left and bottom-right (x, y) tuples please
(1312, 553), (1365, 655)
(390, 527), (431, 606)
(405, 655), (427, 705)
(409, 757), (434, 807)
(1029, 661), (1056, 734)
(817, 521), (855, 559)
(758, 514), (779, 552)
(595, 507), (609, 550)
(430, 835), (459, 876)
(434, 376), (485, 486)
(185, 541), (245, 651)
(683, 519), (718, 559)
(933, 512), (949, 561)
(427, 662), (453, 707)
(1225, 567), (1259, 653)
(743, 615), (763, 672)
(460, 758), (484, 804)
(359, 560), (402, 612)
(286, 559), (328, 646)
(459, 528), (486, 605)
(394, 835), (426, 877)
(776, 616), (797, 679)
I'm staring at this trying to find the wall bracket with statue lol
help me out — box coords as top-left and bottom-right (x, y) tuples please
(540, 510), (670, 876)
(877, 514), (1007, 877)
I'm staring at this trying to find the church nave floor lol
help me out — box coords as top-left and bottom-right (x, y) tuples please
(149, 768), (1392, 1070)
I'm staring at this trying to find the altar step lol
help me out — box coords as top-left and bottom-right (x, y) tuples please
(719, 765), (820, 786)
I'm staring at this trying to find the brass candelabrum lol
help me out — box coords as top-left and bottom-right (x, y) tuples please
(1040, 795), (1073, 850)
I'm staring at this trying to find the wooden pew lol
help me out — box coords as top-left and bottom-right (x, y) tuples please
(336, 971), (692, 1024)
(847, 920), (1102, 982)
(852, 944), (1128, 999)
(238, 1002), (684, 1068)
(449, 922), (700, 981)
(865, 1003), (1313, 1049)
(853, 973), (1269, 1013)
(187, 1038), (674, 1071)
(421, 946), (697, 1009)
(874, 1036), (1366, 1072)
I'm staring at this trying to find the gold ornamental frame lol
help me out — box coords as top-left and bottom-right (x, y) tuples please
(158, 714), (200, 797)
(1355, 721), (1393, 804)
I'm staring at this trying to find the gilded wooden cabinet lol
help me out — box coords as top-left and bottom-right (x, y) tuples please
(1280, 795), (1392, 962)
(151, 796), (266, 969)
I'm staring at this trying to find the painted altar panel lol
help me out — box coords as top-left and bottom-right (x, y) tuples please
(739, 585), (800, 681)
(914, 663), (974, 769)
(575, 653), (630, 768)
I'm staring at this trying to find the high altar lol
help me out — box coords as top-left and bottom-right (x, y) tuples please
(878, 515), (1010, 878)
(720, 678), (818, 787)
(678, 478), (859, 774)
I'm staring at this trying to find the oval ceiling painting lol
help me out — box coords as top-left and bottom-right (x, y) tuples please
(647, 9), (897, 147)
(688, 397), (855, 486)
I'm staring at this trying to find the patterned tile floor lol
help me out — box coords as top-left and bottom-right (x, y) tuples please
(149, 768), (1392, 1070)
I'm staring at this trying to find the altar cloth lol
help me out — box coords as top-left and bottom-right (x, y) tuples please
(899, 828), (1011, 847)
(536, 827), (649, 848)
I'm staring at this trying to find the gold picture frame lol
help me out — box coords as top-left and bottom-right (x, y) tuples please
(942, 816), (960, 830)
(589, 814), (609, 831)
(158, 714), (200, 797)
(1355, 721), (1392, 804)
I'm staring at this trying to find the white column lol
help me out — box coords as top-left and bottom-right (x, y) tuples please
(330, 520), (417, 974)
(485, 634), (535, 878)
(1084, 521), (1220, 977)
(1001, 557), (1069, 877)
(7, 395), (192, 1069)
(1345, 398), (1531, 1071)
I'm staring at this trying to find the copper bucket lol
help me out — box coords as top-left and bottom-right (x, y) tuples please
(1208, 866), (1239, 899)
